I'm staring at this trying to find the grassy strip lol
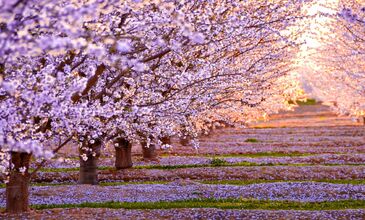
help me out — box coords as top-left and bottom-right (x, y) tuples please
(288, 98), (317, 106)
(55, 152), (316, 160)
(245, 138), (259, 143)
(30, 182), (73, 187)
(39, 152), (320, 164)
(30, 166), (110, 173)
(200, 179), (365, 185)
(0, 183), (70, 188)
(251, 126), (278, 129)
(212, 152), (365, 158)
(0, 181), (168, 188)
(57, 152), (363, 160)
(134, 163), (365, 170)
(2, 179), (364, 189)
(99, 181), (168, 186)
(32, 162), (365, 172)
(162, 152), (330, 158)
(31, 198), (365, 210)
(133, 162), (264, 170)
(32, 167), (79, 172)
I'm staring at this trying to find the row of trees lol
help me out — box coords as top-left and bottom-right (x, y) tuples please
(301, 0), (365, 120)
(1, 0), (309, 213)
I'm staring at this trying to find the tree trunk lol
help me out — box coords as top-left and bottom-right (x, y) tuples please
(6, 152), (32, 213)
(179, 137), (191, 146)
(79, 139), (101, 185)
(114, 138), (133, 169)
(141, 142), (157, 160)
(160, 136), (171, 146)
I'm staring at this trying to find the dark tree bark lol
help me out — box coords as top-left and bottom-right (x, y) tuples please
(160, 136), (171, 146)
(140, 136), (170, 160)
(142, 143), (157, 160)
(114, 138), (133, 169)
(141, 138), (158, 160)
(79, 139), (101, 185)
(6, 152), (32, 213)
(179, 136), (191, 146)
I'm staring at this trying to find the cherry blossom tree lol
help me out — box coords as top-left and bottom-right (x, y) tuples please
(0, 0), (107, 212)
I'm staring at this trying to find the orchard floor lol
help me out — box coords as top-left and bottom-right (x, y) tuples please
(1, 104), (365, 219)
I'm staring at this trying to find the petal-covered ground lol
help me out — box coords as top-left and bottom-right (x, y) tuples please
(1, 182), (365, 206)
(2, 208), (365, 220)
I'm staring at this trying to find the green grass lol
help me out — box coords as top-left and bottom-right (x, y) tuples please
(134, 164), (207, 169)
(210, 158), (228, 166)
(0, 182), (72, 188)
(134, 161), (283, 170)
(245, 138), (259, 143)
(33, 167), (79, 172)
(0, 181), (168, 188)
(32, 166), (110, 173)
(2, 179), (364, 189)
(135, 162), (364, 169)
(212, 152), (315, 158)
(288, 99), (317, 106)
(251, 126), (276, 129)
(99, 181), (168, 186)
(59, 152), (362, 161)
(162, 152), (318, 158)
(32, 182), (73, 187)
(30, 164), (208, 172)
(28, 161), (365, 173)
(31, 198), (365, 210)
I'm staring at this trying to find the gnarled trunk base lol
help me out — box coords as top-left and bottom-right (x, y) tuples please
(179, 137), (191, 146)
(115, 138), (133, 169)
(79, 140), (101, 185)
(141, 143), (157, 161)
(6, 152), (31, 213)
(160, 137), (171, 146)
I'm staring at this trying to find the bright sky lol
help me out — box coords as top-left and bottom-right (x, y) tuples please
(296, 0), (339, 97)
(302, 0), (339, 50)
